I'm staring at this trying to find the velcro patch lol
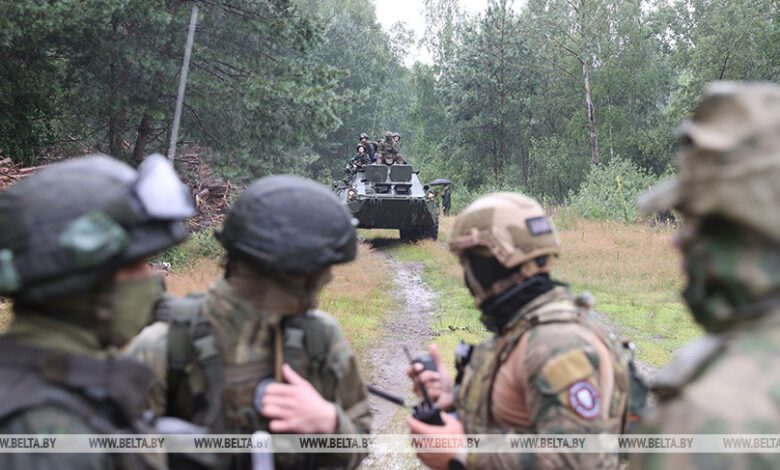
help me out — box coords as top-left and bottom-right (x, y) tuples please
(568, 380), (601, 419)
(541, 349), (594, 393)
(526, 216), (553, 236)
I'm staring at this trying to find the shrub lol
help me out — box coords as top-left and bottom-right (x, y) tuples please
(570, 158), (664, 222)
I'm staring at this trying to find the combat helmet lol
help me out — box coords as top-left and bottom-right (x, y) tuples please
(449, 192), (560, 306)
(0, 154), (195, 303)
(359, 133), (369, 140)
(216, 175), (357, 274)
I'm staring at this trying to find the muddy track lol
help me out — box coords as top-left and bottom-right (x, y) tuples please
(366, 251), (436, 431)
(361, 243), (436, 469)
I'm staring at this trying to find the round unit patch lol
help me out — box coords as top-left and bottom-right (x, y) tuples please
(568, 380), (601, 419)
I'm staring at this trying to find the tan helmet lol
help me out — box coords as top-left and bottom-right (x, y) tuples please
(639, 81), (780, 244)
(449, 192), (561, 304)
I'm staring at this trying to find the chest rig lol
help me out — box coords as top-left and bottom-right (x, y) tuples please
(456, 294), (631, 434)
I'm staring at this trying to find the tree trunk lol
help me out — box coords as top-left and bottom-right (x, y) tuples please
(108, 110), (126, 158)
(132, 113), (153, 164)
(578, 0), (600, 165)
(582, 60), (599, 165)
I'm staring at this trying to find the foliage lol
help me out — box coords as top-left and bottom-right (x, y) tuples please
(0, 0), (343, 177)
(3, 0), (780, 215)
(570, 158), (665, 222)
(159, 229), (224, 270)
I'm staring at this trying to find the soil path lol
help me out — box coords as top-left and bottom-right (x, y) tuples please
(361, 244), (436, 469)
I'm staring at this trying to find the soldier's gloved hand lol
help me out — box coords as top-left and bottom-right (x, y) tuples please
(408, 412), (465, 470)
(261, 364), (338, 434)
(406, 344), (455, 411)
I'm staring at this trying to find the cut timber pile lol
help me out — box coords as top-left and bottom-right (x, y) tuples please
(0, 158), (41, 191)
(177, 148), (234, 230)
(0, 150), (233, 231)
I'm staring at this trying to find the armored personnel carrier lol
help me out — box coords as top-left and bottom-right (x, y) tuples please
(337, 164), (438, 240)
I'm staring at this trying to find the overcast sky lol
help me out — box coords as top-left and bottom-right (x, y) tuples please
(373, 0), (491, 65)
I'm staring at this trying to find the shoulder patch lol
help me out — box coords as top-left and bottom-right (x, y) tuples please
(567, 380), (601, 419)
(541, 348), (594, 393)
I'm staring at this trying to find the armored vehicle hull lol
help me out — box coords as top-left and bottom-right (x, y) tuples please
(337, 164), (438, 240)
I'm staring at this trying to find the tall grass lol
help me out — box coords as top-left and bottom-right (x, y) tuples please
(554, 217), (698, 366)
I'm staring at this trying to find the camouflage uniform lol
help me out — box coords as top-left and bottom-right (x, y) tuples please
(376, 131), (405, 164)
(0, 154), (194, 470)
(359, 133), (376, 161)
(633, 83), (780, 469)
(410, 193), (632, 470)
(127, 175), (371, 470)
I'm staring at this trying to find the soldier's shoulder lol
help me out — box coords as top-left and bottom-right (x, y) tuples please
(126, 321), (170, 356)
(650, 330), (780, 433)
(307, 309), (344, 335)
(0, 407), (116, 469)
(124, 321), (170, 384)
(0, 404), (100, 434)
(306, 310), (354, 364)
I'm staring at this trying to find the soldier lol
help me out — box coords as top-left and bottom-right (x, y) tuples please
(407, 192), (632, 469)
(0, 154), (194, 469)
(632, 82), (780, 468)
(126, 175), (371, 469)
(359, 132), (376, 162)
(351, 144), (370, 169)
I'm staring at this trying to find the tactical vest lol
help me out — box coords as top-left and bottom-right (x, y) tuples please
(0, 337), (160, 470)
(162, 296), (338, 469)
(456, 294), (633, 435)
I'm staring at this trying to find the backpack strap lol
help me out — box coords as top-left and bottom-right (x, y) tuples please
(164, 295), (217, 422)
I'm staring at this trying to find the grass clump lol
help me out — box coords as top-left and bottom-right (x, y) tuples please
(158, 229), (224, 270)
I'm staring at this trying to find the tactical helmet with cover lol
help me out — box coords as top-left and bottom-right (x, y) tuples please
(640, 82), (780, 332)
(216, 175), (357, 274)
(449, 193), (560, 306)
(0, 154), (194, 303)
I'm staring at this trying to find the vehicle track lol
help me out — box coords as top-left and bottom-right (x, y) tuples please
(361, 241), (436, 469)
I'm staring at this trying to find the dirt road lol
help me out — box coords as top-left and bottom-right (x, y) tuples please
(361, 246), (436, 469)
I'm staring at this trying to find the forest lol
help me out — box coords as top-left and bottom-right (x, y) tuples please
(2, 0), (777, 220)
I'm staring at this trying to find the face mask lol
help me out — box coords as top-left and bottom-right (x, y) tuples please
(109, 273), (164, 346)
(681, 218), (780, 332)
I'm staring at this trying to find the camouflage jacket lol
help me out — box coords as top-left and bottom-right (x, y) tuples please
(631, 307), (780, 470)
(0, 335), (164, 470)
(376, 139), (398, 156)
(456, 287), (630, 469)
(126, 279), (371, 470)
